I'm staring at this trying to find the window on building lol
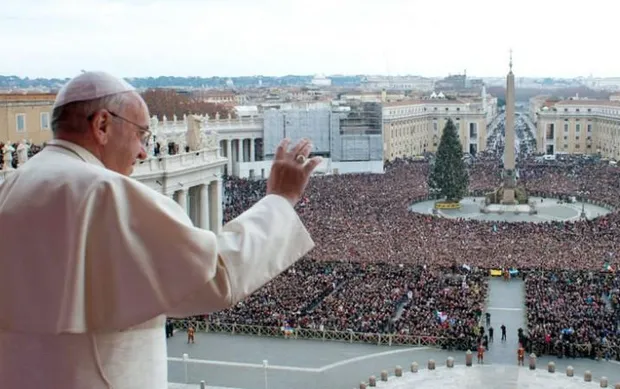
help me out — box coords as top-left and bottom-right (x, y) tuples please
(575, 144), (580, 149)
(546, 123), (554, 140)
(587, 124), (592, 133)
(469, 123), (477, 138)
(576, 109), (580, 112)
(469, 144), (477, 155)
(576, 136), (580, 140)
(564, 108), (568, 112)
(563, 136), (568, 140)
(576, 124), (581, 132)
(587, 108), (592, 112)
(564, 124), (569, 132)
(563, 144), (568, 149)
(40, 112), (50, 130)
(16, 114), (26, 132)
(546, 144), (554, 154)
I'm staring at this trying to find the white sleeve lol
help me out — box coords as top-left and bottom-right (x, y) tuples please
(83, 177), (313, 328)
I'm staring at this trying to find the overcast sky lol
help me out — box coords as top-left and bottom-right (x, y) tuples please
(2, 0), (619, 79)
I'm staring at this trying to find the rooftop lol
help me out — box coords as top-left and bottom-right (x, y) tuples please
(383, 99), (467, 108)
(554, 99), (620, 107)
(0, 93), (56, 102)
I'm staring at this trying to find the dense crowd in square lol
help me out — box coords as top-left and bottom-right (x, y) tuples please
(214, 155), (619, 358)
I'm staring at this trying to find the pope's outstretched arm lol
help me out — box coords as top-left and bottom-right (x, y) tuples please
(83, 139), (321, 330)
(165, 193), (315, 317)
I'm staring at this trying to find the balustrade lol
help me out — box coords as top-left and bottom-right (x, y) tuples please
(132, 148), (220, 176)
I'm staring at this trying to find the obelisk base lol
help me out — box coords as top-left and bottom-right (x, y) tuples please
(501, 189), (516, 205)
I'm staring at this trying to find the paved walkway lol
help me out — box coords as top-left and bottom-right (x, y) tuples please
(168, 331), (620, 389)
(483, 277), (527, 364)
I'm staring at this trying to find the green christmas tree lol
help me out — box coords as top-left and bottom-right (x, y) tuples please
(428, 119), (469, 202)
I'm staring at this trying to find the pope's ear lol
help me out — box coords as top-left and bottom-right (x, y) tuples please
(90, 110), (111, 145)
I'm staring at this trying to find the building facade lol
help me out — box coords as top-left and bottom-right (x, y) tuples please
(331, 102), (383, 162)
(262, 105), (383, 162)
(534, 98), (620, 159)
(0, 94), (55, 144)
(528, 95), (551, 125)
(382, 99), (488, 160)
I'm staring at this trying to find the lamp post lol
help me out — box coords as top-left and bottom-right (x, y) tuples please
(263, 359), (269, 389)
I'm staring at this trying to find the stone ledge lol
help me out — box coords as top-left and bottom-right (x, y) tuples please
(168, 383), (240, 389)
(360, 357), (619, 389)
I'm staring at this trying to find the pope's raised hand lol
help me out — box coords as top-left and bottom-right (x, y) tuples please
(267, 138), (322, 206)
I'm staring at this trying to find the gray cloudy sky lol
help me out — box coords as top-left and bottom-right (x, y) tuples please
(2, 0), (618, 78)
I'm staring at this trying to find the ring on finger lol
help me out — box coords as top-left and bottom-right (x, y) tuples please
(295, 154), (307, 164)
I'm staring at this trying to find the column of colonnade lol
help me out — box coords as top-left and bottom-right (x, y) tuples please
(220, 137), (259, 176)
(172, 179), (222, 234)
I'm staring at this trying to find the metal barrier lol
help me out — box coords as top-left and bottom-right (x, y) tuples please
(171, 320), (462, 348)
(170, 319), (620, 361)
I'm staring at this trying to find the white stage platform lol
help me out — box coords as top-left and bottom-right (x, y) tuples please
(484, 203), (533, 214)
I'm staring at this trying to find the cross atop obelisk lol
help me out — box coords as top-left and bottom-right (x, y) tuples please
(502, 49), (517, 204)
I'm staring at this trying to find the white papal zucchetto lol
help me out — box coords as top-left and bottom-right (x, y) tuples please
(53, 71), (136, 110)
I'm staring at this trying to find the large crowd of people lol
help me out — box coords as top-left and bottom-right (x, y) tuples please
(224, 157), (620, 270)
(526, 271), (619, 360)
(215, 155), (620, 358)
(209, 259), (487, 350)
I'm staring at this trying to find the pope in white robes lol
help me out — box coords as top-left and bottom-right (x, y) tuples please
(0, 71), (322, 389)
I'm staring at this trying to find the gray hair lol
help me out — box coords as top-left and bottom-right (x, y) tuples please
(51, 92), (136, 134)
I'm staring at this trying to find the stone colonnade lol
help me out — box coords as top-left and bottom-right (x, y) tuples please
(172, 179), (222, 233)
(220, 138), (259, 175)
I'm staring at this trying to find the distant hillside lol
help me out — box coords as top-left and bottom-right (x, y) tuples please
(0, 75), (363, 90)
(0, 75), (70, 90)
(488, 86), (610, 102)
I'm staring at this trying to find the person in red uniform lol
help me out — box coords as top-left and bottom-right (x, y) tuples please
(517, 343), (525, 366)
(477, 343), (485, 364)
(187, 326), (195, 344)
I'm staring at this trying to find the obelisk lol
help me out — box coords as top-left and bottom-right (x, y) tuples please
(502, 50), (516, 204)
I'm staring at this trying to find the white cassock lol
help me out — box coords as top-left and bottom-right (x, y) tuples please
(0, 139), (314, 389)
